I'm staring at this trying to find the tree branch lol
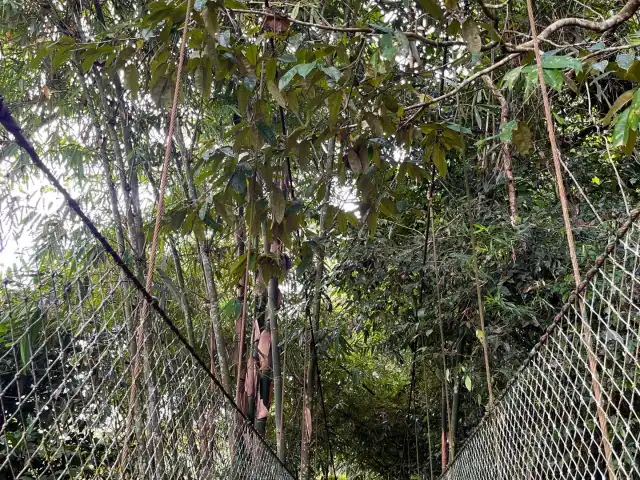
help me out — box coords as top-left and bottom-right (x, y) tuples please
(225, 7), (497, 49)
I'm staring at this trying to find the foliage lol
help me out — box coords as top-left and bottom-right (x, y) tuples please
(1, 0), (639, 478)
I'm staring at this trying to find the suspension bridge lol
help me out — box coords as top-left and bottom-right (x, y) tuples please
(0, 94), (639, 479)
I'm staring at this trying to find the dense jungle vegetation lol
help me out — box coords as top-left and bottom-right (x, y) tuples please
(1, 0), (640, 478)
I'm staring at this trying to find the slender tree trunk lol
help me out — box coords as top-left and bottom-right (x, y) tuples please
(234, 209), (247, 414)
(169, 238), (195, 347)
(441, 388), (448, 472)
(267, 262), (284, 460)
(178, 142), (232, 394)
(449, 336), (464, 462)
(482, 76), (517, 227)
(301, 137), (335, 478)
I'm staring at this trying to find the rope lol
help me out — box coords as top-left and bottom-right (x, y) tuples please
(121, 0), (195, 467)
(0, 95), (297, 479)
(525, 2), (614, 479)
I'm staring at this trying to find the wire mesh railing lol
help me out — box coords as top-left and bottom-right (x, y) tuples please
(441, 212), (640, 480)
(0, 230), (293, 479)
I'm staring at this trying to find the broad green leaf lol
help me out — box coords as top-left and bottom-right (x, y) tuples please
(267, 80), (287, 109)
(328, 91), (342, 129)
(501, 66), (522, 90)
(52, 47), (73, 70)
(622, 128), (638, 156)
(432, 143), (447, 176)
(417, 0), (444, 21)
(321, 66), (341, 82)
(237, 84), (250, 116)
(270, 188), (286, 224)
(195, 60), (213, 101)
(541, 55), (582, 73)
(543, 68), (564, 92)
(612, 108), (631, 148)
(591, 60), (608, 73)
(462, 19), (482, 54)
(602, 89), (635, 126)
(278, 66), (298, 90)
(512, 122), (533, 154)
(245, 44), (258, 65)
(616, 52), (634, 71)
(366, 210), (378, 239)
(291, 2), (300, 19)
(347, 149), (362, 174)
(296, 61), (317, 78)
(444, 0), (458, 10)
(124, 65), (139, 97)
(257, 121), (276, 146)
(465, 376), (472, 391)
(628, 88), (640, 129)
(499, 120), (517, 142)
(266, 58), (277, 82)
(380, 34), (397, 60)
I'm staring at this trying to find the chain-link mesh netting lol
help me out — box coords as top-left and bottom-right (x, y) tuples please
(441, 216), (640, 479)
(0, 231), (293, 479)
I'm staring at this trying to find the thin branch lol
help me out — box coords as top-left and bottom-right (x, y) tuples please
(225, 7), (497, 49)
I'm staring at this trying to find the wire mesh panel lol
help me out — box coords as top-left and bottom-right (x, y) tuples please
(0, 236), (293, 479)
(441, 218), (640, 480)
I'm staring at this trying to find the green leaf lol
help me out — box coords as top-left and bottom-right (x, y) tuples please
(591, 60), (608, 73)
(380, 34), (397, 60)
(52, 47), (73, 70)
(622, 128), (637, 156)
(267, 80), (288, 109)
(432, 143), (447, 176)
(124, 65), (139, 97)
(628, 88), (640, 129)
(237, 84), (250, 116)
(501, 66), (522, 90)
(543, 68), (564, 92)
(321, 66), (341, 82)
(417, 0), (444, 21)
(465, 376), (472, 391)
(296, 61), (317, 78)
(278, 66), (298, 90)
(328, 91), (342, 129)
(270, 188), (286, 224)
(616, 52), (634, 71)
(366, 211), (378, 239)
(257, 121), (276, 146)
(612, 108), (631, 148)
(246, 44), (258, 65)
(499, 120), (517, 142)
(541, 54), (582, 73)
(347, 149), (362, 174)
(512, 122), (533, 154)
(462, 19), (482, 54)
(602, 89), (636, 126)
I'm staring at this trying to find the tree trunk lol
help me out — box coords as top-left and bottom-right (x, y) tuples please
(181, 152), (232, 393)
(301, 137), (335, 478)
(441, 387), (448, 472)
(482, 75), (518, 227)
(449, 336), (465, 462)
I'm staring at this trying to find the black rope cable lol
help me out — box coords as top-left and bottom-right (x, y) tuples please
(0, 95), (298, 480)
